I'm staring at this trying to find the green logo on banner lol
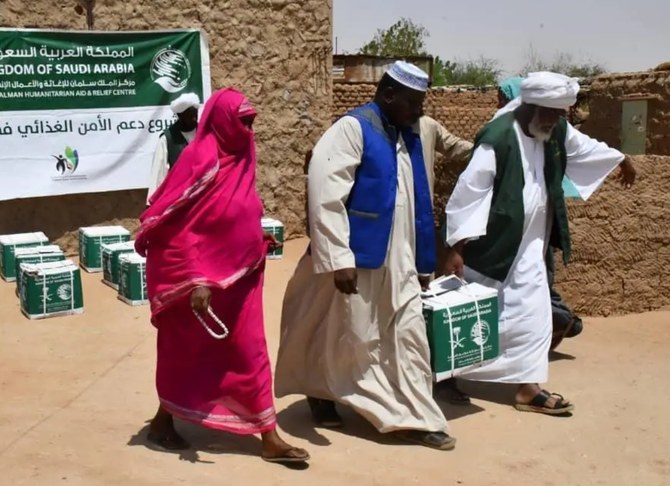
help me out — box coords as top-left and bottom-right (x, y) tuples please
(150, 47), (191, 93)
(53, 146), (79, 174)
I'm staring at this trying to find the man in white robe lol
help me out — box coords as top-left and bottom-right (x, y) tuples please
(495, 78), (585, 349)
(275, 62), (455, 450)
(444, 72), (636, 414)
(146, 93), (200, 204)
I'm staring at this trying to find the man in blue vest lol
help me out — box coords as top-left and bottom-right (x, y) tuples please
(444, 72), (635, 415)
(146, 93), (200, 204)
(275, 62), (454, 450)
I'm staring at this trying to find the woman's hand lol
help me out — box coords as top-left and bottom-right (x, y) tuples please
(191, 286), (212, 313)
(263, 232), (283, 252)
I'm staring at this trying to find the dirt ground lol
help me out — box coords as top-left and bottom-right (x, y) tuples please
(1, 239), (669, 486)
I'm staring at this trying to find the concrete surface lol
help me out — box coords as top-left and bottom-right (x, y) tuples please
(1, 239), (669, 485)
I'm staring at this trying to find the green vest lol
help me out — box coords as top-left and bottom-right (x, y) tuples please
(462, 112), (571, 282)
(163, 121), (190, 169)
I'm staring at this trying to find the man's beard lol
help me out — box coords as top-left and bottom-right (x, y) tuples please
(528, 111), (554, 142)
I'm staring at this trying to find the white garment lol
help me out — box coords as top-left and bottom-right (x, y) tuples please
(275, 116), (449, 433)
(445, 122), (624, 383)
(170, 92), (201, 114)
(521, 72), (580, 110)
(146, 129), (196, 204)
(491, 97), (522, 121)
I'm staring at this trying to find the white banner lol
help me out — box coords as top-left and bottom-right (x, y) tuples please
(0, 28), (211, 201)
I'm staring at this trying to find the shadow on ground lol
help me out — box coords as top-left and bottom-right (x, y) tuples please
(128, 420), (309, 470)
(276, 396), (486, 449)
(549, 351), (576, 362)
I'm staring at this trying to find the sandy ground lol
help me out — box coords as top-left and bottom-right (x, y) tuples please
(1, 238), (669, 486)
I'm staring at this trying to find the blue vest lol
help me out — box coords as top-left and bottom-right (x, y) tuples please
(345, 103), (436, 274)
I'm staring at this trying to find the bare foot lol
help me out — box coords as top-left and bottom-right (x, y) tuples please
(147, 405), (190, 451)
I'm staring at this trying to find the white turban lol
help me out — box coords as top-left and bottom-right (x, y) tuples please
(521, 72), (579, 110)
(170, 93), (201, 114)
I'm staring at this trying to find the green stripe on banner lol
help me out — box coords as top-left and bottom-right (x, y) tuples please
(0, 29), (204, 111)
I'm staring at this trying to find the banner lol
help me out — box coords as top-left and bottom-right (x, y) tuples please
(0, 28), (211, 201)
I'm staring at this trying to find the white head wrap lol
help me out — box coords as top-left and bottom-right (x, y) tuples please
(170, 93), (201, 114)
(386, 61), (429, 92)
(520, 72), (580, 109)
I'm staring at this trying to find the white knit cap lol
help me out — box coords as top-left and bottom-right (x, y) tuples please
(386, 61), (429, 92)
(521, 72), (580, 110)
(170, 92), (201, 114)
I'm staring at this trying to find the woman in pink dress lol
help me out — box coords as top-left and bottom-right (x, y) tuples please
(136, 88), (309, 464)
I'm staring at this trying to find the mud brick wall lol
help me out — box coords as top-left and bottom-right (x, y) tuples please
(553, 155), (670, 316)
(332, 82), (498, 141)
(582, 71), (670, 155)
(424, 89), (498, 142)
(0, 0), (332, 252)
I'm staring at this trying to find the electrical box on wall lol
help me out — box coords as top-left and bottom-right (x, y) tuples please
(620, 99), (648, 155)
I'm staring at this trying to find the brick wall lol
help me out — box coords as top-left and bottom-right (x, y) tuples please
(332, 83), (498, 141)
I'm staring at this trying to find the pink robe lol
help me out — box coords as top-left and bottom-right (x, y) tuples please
(135, 89), (276, 434)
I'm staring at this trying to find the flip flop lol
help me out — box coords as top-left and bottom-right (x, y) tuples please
(146, 430), (191, 451)
(261, 447), (310, 464)
(515, 390), (574, 415)
(396, 431), (457, 451)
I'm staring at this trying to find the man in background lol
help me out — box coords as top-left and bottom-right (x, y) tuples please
(146, 93), (200, 203)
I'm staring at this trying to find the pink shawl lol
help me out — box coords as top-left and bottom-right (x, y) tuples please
(136, 89), (267, 317)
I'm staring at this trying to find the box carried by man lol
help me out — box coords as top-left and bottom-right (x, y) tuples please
(79, 226), (131, 273)
(422, 276), (500, 381)
(102, 241), (136, 289)
(118, 253), (148, 306)
(20, 260), (84, 320)
(0, 232), (49, 282)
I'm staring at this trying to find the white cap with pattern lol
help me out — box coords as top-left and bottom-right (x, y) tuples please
(386, 61), (429, 92)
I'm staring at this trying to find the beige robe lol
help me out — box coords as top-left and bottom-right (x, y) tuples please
(275, 116), (449, 434)
(418, 116), (473, 199)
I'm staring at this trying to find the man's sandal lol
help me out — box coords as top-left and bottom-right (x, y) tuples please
(396, 430), (457, 451)
(515, 390), (574, 415)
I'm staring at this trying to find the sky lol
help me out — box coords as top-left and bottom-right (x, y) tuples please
(333, 0), (670, 75)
